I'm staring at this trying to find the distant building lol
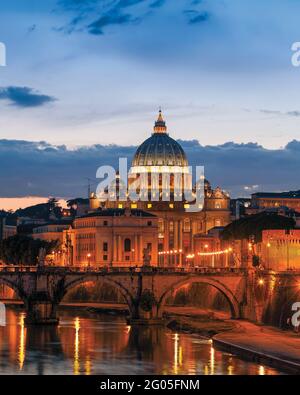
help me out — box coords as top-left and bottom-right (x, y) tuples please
(32, 221), (72, 243)
(63, 209), (158, 267)
(252, 191), (300, 212)
(0, 218), (17, 240)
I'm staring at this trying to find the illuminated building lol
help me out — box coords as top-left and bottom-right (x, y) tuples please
(63, 209), (158, 267)
(32, 221), (72, 243)
(259, 229), (300, 271)
(252, 191), (300, 212)
(87, 111), (231, 266)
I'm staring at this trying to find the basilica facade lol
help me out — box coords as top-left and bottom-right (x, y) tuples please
(68, 111), (231, 267)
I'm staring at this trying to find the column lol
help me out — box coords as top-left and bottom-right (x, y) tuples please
(190, 221), (194, 253)
(164, 220), (170, 266)
(118, 235), (122, 264)
(134, 234), (138, 264)
(174, 221), (179, 266)
(139, 235), (143, 263)
(113, 234), (117, 264)
(179, 221), (183, 266)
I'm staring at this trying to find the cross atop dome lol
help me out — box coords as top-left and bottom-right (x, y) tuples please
(153, 108), (167, 134)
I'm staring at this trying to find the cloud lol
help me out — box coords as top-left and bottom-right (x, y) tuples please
(87, 9), (139, 35)
(260, 109), (300, 117)
(0, 138), (300, 199)
(149, 0), (165, 8)
(184, 10), (210, 24)
(57, 0), (167, 35)
(287, 111), (300, 117)
(0, 87), (56, 108)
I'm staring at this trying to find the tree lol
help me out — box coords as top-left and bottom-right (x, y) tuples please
(221, 212), (295, 243)
(0, 235), (59, 266)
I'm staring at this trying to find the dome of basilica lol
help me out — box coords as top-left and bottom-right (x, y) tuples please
(131, 111), (188, 168)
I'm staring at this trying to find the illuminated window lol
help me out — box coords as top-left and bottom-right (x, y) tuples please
(169, 203), (174, 209)
(215, 202), (221, 209)
(158, 219), (164, 232)
(118, 203), (123, 209)
(131, 203), (138, 209)
(215, 219), (221, 227)
(147, 203), (152, 209)
(184, 204), (190, 209)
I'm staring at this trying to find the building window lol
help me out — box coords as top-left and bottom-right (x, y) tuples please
(215, 219), (221, 227)
(103, 220), (108, 226)
(124, 238), (131, 252)
(118, 204), (123, 209)
(103, 242), (108, 252)
(125, 255), (130, 261)
(215, 202), (221, 209)
(147, 203), (152, 209)
(147, 243), (152, 252)
(158, 219), (164, 232)
(131, 203), (138, 209)
(103, 255), (108, 261)
(183, 218), (191, 232)
(147, 221), (152, 226)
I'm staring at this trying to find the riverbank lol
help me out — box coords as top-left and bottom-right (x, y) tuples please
(213, 321), (300, 374)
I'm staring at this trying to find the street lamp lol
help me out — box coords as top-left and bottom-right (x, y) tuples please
(87, 253), (91, 269)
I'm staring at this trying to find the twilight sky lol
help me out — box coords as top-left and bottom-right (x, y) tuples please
(0, 0), (300, 204)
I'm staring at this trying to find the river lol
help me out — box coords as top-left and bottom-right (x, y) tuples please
(0, 307), (283, 375)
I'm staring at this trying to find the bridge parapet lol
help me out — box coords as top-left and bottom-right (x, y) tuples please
(0, 265), (248, 276)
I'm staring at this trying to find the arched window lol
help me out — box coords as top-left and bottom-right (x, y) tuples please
(124, 238), (131, 252)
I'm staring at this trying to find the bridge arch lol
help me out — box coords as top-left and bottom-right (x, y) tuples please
(157, 276), (241, 319)
(62, 275), (135, 316)
(0, 277), (27, 303)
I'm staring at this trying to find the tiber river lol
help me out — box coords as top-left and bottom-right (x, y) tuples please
(0, 307), (283, 375)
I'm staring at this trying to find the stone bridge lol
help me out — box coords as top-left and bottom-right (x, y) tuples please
(0, 266), (288, 325)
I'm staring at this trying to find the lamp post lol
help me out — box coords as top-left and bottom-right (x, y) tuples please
(204, 244), (208, 267)
(87, 253), (91, 269)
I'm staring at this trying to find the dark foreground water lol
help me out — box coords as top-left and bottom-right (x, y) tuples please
(0, 307), (283, 375)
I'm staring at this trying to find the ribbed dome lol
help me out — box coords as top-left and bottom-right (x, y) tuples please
(132, 111), (188, 167)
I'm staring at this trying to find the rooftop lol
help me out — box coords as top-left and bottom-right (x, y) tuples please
(252, 190), (300, 199)
(79, 209), (157, 219)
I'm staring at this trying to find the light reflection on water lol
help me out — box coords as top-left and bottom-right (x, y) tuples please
(0, 308), (283, 375)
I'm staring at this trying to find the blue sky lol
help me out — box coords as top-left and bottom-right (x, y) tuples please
(0, 0), (300, 201)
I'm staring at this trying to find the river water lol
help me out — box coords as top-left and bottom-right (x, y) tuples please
(0, 307), (283, 375)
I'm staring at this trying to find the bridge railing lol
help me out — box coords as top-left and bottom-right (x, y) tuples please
(0, 265), (247, 275)
(0, 266), (38, 273)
